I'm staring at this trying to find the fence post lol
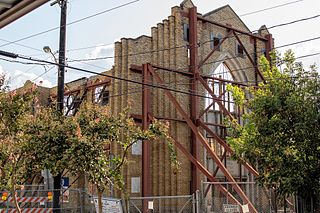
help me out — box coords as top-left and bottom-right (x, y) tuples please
(159, 198), (161, 213)
(193, 192), (196, 213)
(196, 190), (200, 213)
(79, 189), (83, 213)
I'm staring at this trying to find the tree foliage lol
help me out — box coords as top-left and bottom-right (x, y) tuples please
(0, 77), (36, 212)
(227, 50), (320, 199)
(0, 84), (176, 213)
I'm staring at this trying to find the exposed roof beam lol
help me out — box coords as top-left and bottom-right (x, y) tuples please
(0, 2), (13, 9)
(0, 0), (50, 29)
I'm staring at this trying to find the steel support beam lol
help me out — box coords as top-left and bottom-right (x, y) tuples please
(197, 16), (268, 42)
(189, 6), (200, 194)
(198, 89), (227, 119)
(167, 134), (241, 206)
(198, 30), (233, 68)
(142, 64), (151, 213)
(198, 76), (235, 121)
(198, 120), (259, 177)
(265, 34), (274, 62)
(232, 31), (265, 82)
(147, 64), (258, 213)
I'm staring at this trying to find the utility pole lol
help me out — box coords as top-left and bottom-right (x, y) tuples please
(53, 0), (67, 212)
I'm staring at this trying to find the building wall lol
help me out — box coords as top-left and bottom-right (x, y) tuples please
(109, 0), (272, 199)
(17, 0), (272, 205)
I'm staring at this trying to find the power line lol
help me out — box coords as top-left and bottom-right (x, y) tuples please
(0, 0), (140, 48)
(268, 14), (320, 30)
(67, 34), (320, 72)
(1, 8), (319, 64)
(2, 49), (320, 100)
(2, 33), (320, 87)
(0, 54), (217, 99)
(67, 18), (320, 63)
(0, 0), (308, 54)
(67, 42), (114, 52)
(67, 44), (187, 62)
(240, 0), (303, 17)
(59, 0), (304, 53)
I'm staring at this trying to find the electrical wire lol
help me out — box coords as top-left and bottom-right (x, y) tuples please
(0, 55), (217, 99)
(65, 18), (320, 62)
(0, 0), (140, 48)
(1, 49), (320, 100)
(267, 14), (320, 30)
(1, 9), (319, 65)
(2, 33), (320, 90)
(240, 0), (303, 17)
(0, 0), (309, 54)
(48, 0), (305, 54)
(67, 43), (114, 52)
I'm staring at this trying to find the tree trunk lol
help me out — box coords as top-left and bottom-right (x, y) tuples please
(53, 173), (62, 213)
(312, 195), (320, 213)
(97, 186), (103, 213)
(11, 175), (21, 213)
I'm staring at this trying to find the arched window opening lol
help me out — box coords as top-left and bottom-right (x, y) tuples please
(205, 63), (235, 113)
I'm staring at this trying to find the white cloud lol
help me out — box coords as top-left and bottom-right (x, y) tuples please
(7, 69), (53, 90)
(279, 43), (320, 69)
(0, 65), (4, 75)
(85, 43), (114, 59)
(67, 43), (115, 75)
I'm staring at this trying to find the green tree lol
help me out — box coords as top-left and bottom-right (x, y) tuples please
(67, 104), (174, 213)
(23, 102), (176, 213)
(0, 77), (36, 212)
(227, 50), (320, 210)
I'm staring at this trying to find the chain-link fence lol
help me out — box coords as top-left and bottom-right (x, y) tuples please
(201, 182), (296, 213)
(125, 193), (199, 213)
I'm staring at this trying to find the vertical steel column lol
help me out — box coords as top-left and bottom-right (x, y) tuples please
(189, 6), (200, 194)
(265, 34), (273, 62)
(142, 64), (151, 213)
(253, 38), (258, 85)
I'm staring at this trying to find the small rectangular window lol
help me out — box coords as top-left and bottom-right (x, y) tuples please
(210, 33), (221, 50)
(131, 177), (140, 193)
(183, 23), (189, 42)
(236, 43), (244, 57)
(261, 48), (267, 57)
(132, 140), (142, 155)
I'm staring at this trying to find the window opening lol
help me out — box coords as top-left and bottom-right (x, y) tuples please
(183, 23), (190, 42)
(94, 86), (109, 106)
(236, 42), (244, 57)
(210, 33), (222, 50)
(205, 63), (235, 113)
(64, 94), (75, 116)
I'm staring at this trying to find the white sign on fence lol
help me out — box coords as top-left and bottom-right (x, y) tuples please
(242, 204), (249, 213)
(93, 197), (123, 213)
(148, 201), (154, 210)
(223, 204), (240, 213)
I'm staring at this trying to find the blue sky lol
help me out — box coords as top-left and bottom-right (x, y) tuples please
(0, 0), (320, 89)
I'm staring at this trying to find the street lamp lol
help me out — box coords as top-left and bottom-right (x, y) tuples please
(43, 46), (58, 65)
